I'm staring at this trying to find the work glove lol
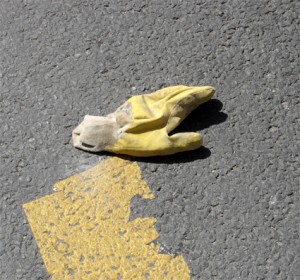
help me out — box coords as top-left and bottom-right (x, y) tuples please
(72, 85), (215, 156)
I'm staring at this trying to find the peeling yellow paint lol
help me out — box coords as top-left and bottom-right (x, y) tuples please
(23, 157), (190, 279)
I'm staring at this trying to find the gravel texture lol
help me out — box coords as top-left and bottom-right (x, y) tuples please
(0, 0), (299, 279)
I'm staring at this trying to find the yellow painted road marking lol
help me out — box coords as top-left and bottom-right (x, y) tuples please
(24, 157), (190, 279)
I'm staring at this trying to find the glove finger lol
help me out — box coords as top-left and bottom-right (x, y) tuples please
(166, 86), (215, 133)
(126, 86), (190, 125)
(168, 132), (203, 152)
(143, 85), (190, 101)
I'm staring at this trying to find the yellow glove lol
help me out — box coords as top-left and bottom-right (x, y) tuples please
(72, 85), (215, 156)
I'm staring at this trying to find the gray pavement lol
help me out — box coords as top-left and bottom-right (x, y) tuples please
(0, 0), (299, 279)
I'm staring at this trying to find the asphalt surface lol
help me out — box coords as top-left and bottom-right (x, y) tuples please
(0, 0), (299, 279)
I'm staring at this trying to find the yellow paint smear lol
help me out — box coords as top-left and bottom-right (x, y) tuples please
(23, 157), (190, 279)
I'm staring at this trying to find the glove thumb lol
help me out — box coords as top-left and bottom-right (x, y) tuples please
(168, 132), (203, 153)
